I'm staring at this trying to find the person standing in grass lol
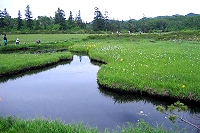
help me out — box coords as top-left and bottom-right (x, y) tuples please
(3, 34), (7, 46)
(16, 38), (19, 45)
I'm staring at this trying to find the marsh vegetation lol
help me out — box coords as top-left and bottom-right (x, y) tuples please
(0, 31), (200, 132)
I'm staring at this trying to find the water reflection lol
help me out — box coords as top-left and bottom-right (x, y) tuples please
(98, 86), (200, 114)
(0, 55), (199, 132)
(98, 86), (200, 132)
(0, 61), (72, 83)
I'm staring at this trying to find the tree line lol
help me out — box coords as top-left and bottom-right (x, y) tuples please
(0, 5), (200, 34)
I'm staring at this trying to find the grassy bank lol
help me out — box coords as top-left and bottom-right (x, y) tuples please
(0, 34), (89, 77)
(0, 43), (71, 53)
(70, 33), (200, 102)
(0, 117), (171, 133)
(0, 52), (72, 77)
(0, 33), (199, 132)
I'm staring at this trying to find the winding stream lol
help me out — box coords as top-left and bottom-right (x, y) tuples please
(0, 55), (199, 132)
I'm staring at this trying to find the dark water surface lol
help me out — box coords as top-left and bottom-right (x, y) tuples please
(0, 55), (199, 132)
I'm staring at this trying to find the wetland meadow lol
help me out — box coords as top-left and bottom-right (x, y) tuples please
(0, 32), (200, 132)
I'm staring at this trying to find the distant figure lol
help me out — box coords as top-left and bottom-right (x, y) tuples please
(117, 31), (121, 35)
(15, 38), (20, 45)
(3, 34), (7, 46)
(36, 40), (41, 44)
(128, 31), (133, 35)
(0, 34), (2, 46)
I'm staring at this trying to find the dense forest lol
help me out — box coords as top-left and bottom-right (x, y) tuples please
(0, 5), (200, 34)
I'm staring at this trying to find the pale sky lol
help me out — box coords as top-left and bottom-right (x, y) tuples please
(0, 0), (200, 22)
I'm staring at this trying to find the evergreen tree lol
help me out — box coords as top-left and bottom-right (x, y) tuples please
(3, 8), (9, 17)
(25, 5), (33, 29)
(75, 10), (85, 28)
(68, 11), (73, 22)
(2, 8), (11, 29)
(67, 11), (74, 29)
(0, 10), (3, 16)
(55, 8), (66, 30)
(0, 8), (9, 28)
(17, 10), (23, 30)
(92, 7), (105, 31)
(104, 9), (110, 31)
(0, 10), (3, 27)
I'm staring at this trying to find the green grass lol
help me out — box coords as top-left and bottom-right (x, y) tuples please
(0, 34), (90, 76)
(1, 33), (200, 101)
(0, 117), (171, 133)
(0, 33), (199, 132)
(2, 34), (89, 45)
(0, 43), (71, 53)
(0, 52), (72, 77)
(70, 34), (200, 101)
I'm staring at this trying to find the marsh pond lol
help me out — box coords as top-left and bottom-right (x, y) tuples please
(0, 55), (199, 132)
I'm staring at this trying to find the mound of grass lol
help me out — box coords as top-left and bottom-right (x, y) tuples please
(0, 34), (85, 76)
(1, 33), (200, 102)
(0, 52), (72, 77)
(71, 33), (200, 101)
(0, 43), (72, 54)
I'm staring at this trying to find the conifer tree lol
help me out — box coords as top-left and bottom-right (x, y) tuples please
(0, 8), (10, 28)
(0, 10), (3, 27)
(92, 7), (105, 31)
(55, 8), (66, 30)
(75, 10), (85, 28)
(104, 9), (110, 31)
(2, 8), (11, 29)
(67, 11), (75, 29)
(25, 5), (33, 29)
(17, 10), (23, 30)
